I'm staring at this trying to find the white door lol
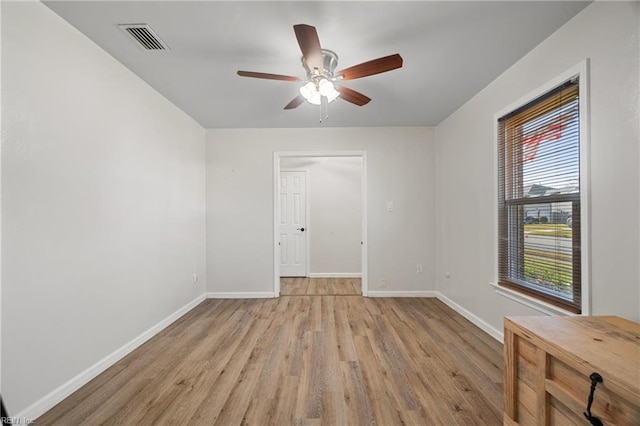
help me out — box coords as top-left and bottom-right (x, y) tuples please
(279, 171), (307, 277)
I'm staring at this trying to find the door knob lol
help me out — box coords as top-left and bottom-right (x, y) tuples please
(297, 227), (305, 232)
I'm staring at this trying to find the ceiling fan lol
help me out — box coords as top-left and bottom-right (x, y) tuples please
(237, 24), (403, 110)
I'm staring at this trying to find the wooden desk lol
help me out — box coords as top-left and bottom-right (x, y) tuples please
(503, 315), (640, 425)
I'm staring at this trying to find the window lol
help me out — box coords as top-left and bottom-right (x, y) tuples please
(497, 77), (582, 313)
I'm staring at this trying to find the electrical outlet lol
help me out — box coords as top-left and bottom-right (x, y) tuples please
(416, 264), (423, 274)
(380, 279), (387, 288)
(445, 272), (451, 279)
(192, 273), (199, 284)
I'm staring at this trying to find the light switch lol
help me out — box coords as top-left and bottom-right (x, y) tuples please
(386, 201), (394, 211)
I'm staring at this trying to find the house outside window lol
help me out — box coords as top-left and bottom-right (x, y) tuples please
(497, 75), (585, 313)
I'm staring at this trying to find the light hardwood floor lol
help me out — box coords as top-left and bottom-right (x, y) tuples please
(37, 296), (503, 425)
(281, 277), (361, 295)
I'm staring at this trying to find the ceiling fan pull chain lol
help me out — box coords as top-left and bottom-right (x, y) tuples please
(325, 97), (329, 121)
(318, 96), (329, 123)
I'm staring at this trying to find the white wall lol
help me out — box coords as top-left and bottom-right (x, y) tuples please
(435, 1), (640, 335)
(206, 127), (435, 294)
(1, 2), (206, 415)
(280, 157), (362, 275)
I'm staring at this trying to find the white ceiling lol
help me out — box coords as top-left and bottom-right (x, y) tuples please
(43, 1), (590, 129)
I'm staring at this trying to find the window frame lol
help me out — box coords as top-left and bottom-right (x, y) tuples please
(493, 61), (590, 316)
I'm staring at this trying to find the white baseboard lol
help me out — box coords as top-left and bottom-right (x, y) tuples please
(207, 292), (276, 299)
(367, 290), (439, 298)
(435, 293), (503, 342)
(308, 273), (362, 278)
(15, 293), (207, 421)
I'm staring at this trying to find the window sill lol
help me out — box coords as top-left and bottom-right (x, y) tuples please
(489, 282), (578, 316)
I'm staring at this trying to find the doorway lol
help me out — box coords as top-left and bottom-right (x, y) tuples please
(273, 151), (368, 296)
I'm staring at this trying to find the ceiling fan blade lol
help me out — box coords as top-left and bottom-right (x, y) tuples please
(336, 86), (371, 106)
(284, 95), (306, 110)
(237, 71), (302, 82)
(336, 54), (403, 81)
(293, 24), (323, 72)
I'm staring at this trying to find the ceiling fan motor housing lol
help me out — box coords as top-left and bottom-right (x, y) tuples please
(303, 49), (339, 79)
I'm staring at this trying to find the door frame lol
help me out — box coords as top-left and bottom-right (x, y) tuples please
(279, 168), (311, 278)
(273, 151), (368, 296)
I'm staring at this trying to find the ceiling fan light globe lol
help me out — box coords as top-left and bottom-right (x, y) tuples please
(299, 81), (316, 101)
(308, 90), (322, 105)
(318, 79), (340, 103)
(327, 90), (340, 103)
(327, 92), (340, 103)
(318, 78), (334, 96)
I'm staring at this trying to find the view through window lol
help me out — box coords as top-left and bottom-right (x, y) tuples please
(498, 78), (581, 312)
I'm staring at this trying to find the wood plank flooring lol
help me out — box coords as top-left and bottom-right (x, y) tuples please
(281, 277), (361, 295)
(37, 296), (503, 425)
